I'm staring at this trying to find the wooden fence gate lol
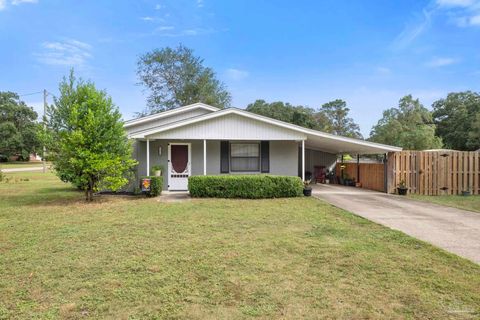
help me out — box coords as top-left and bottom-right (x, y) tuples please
(387, 151), (480, 195)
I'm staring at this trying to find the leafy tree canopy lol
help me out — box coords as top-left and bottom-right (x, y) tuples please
(369, 95), (442, 150)
(246, 99), (362, 138)
(0, 91), (40, 159)
(45, 71), (137, 201)
(137, 44), (231, 115)
(246, 100), (320, 129)
(318, 99), (362, 138)
(432, 91), (480, 151)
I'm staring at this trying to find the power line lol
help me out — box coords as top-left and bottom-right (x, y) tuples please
(18, 91), (44, 97)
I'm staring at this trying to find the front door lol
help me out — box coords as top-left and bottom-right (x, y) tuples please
(168, 143), (191, 190)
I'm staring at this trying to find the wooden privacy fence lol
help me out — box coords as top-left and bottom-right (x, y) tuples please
(335, 163), (385, 192)
(387, 151), (480, 195)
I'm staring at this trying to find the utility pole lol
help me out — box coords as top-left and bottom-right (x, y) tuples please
(43, 89), (47, 173)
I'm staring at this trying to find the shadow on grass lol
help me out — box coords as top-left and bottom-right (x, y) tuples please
(20, 190), (145, 208)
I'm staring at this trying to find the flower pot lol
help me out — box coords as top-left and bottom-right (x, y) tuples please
(397, 187), (408, 195)
(303, 187), (312, 197)
(462, 191), (471, 196)
(154, 170), (162, 177)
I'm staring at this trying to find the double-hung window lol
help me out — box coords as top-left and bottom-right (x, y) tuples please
(230, 143), (260, 172)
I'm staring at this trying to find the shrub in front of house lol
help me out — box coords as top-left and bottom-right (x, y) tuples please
(188, 175), (303, 199)
(142, 176), (163, 197)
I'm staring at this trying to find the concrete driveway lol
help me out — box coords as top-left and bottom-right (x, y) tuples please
(312, 184), (480, 264)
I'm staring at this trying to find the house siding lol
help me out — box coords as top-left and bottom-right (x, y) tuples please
(132, 139), (299, 190)
(270, 141), (299, 176)
(147, 114), (306, 141)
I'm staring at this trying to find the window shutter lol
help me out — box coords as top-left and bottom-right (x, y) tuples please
(261, 141), (270, 173)
(220, 141), (229, 173)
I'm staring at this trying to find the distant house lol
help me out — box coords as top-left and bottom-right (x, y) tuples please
(7, 153), (42, 162)
(124, 103), (401, 191)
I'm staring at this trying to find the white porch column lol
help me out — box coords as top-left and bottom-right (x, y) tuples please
(146, 139), (150, 176)
(302, 140), (305, 181)
(203, 139), (207, 175)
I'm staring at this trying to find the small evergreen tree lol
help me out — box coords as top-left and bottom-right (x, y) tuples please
(45, 71), (137, 201)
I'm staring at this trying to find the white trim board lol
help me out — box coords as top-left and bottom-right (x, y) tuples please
(131, 107), (402, 153)
(124, 102), (219, 128)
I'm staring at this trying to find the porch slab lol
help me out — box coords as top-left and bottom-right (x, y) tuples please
(158, 191), (191, 203)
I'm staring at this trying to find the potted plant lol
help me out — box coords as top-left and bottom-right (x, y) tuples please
(397, 180), (408, 195)
(303, 179), (312, 197)
(151, 165), (163, 177)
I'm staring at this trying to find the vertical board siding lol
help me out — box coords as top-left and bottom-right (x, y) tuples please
(388, 151), (480, 195)
(335, 163), (385, 192)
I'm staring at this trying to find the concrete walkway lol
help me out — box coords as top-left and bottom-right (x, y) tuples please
(157, 191), (191, 203)
(312, 184), (480, 264)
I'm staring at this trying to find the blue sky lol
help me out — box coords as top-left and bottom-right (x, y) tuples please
(1, 0), (479, 136)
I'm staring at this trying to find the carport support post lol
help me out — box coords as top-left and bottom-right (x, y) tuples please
(357, 154), (360, 184)
(203, 139), (207, 175)
(301, 140), (305, 181)
(383, 153), (387, 193)
(341, 154), (344, 179)
(146, 139), (150, 176)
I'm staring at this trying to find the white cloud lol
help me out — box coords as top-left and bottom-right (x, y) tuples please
(12, 0), (38, 4)
(393, 0), (480, 47)
(197, 0), (204, 7)
(426, 57), (457, 67)
(140, 16), (154, 21)
(36, 38), (92, 67)
(155, 25), (174, 31)
(436, 0), (477, 7)
(154, 27), (215, 37)
(155, 4), (162, 10)
(0, 0), (38, 11)
(225, 68), (249, 80)
(391, 8), (433, 50)
(437, 0), (480, 26)
(470, 13), (480, 24)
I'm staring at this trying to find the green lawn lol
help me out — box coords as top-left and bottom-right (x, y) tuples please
(1, 172), (479, 319)
(409, 194), (480, 213)
(0, 161), (49, 169)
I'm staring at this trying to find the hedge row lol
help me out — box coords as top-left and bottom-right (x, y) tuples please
(188, 175), (303, 199)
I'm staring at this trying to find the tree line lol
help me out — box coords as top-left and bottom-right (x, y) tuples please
(1, 45), (479, 200)
(136, 45), (480, 151)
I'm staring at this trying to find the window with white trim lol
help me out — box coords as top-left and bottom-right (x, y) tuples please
(230, 143), (260, 172)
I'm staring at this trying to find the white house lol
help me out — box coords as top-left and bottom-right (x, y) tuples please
(124, 103), (401, 191)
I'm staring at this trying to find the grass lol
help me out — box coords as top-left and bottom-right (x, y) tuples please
(409, 194), (480, 213)
(0, 172), (479, 319)
(0, 161), (50, 169)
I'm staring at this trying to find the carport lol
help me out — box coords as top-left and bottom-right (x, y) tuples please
(298, 129), (402, 192)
